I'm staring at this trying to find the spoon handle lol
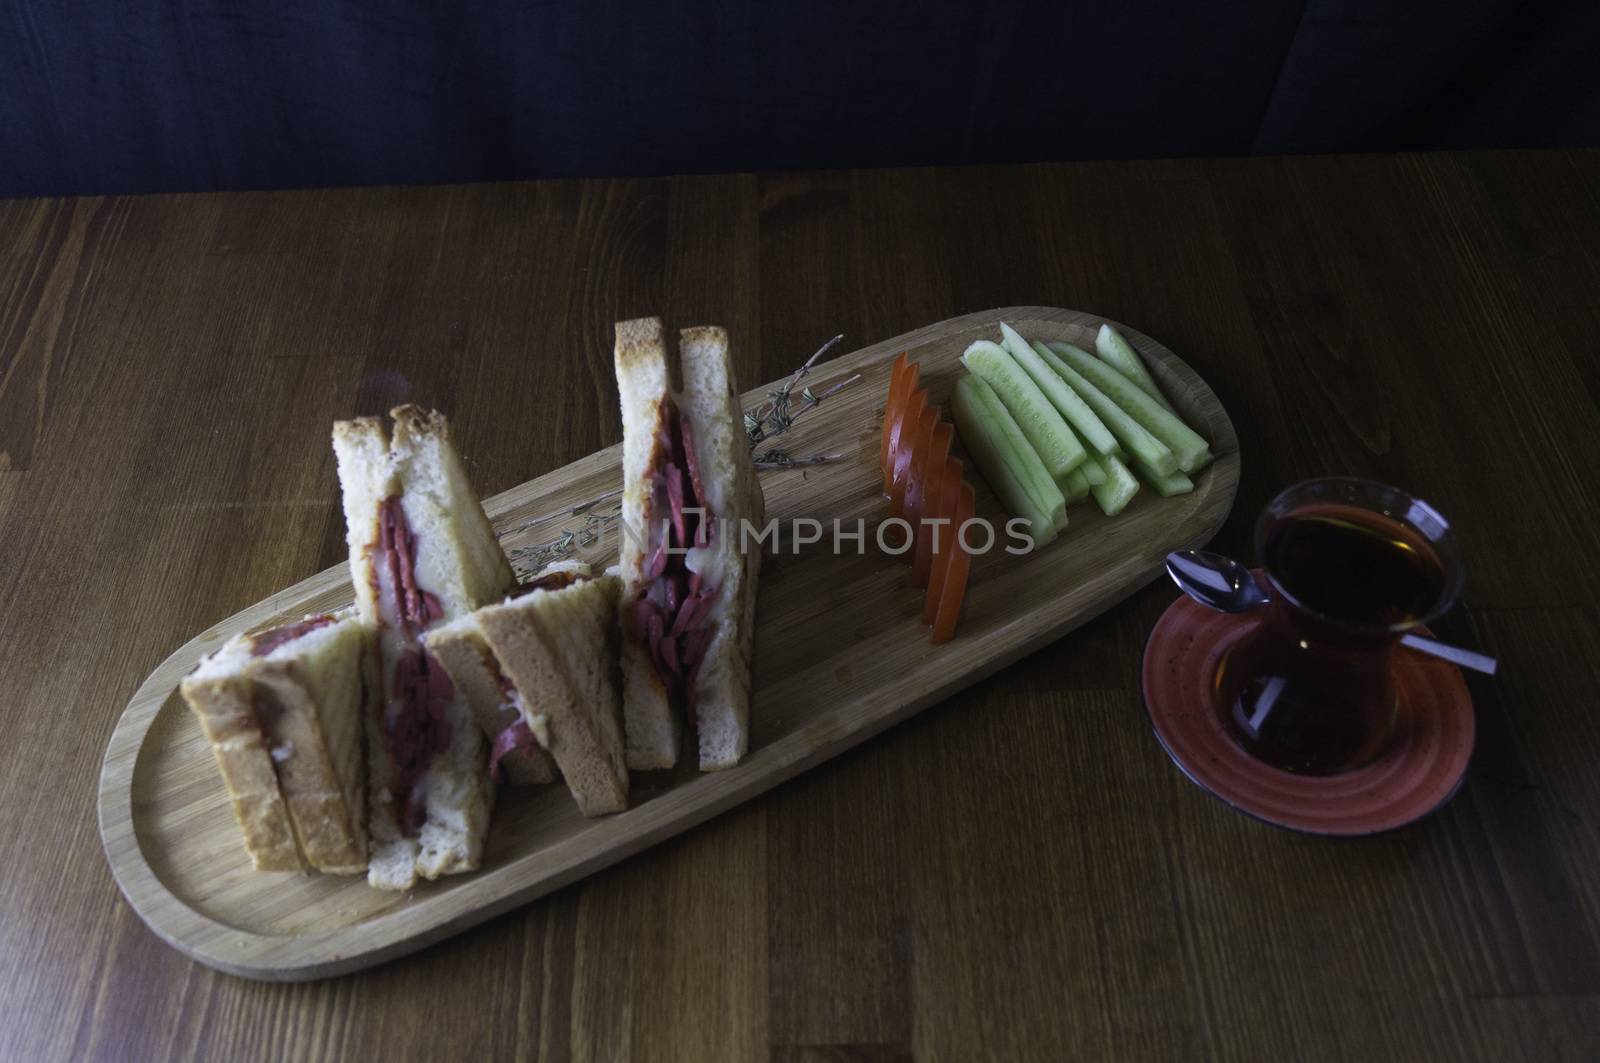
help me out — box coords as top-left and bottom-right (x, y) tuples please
(1400, 633), (1498, 675)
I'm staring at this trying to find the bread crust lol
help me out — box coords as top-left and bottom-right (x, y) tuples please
(614, 318), (680, 769)
(180, 670), (304, 871)
(476, 575), (628, 816)
(250, 648), (368, 873)
(425, 620), (557, 785)
(678, 325), (764, 769)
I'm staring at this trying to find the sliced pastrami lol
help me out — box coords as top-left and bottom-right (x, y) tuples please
(379, 496), (443, 633)
(626, 399), (722, 710)
(249, 614), (336, 657)
(665, 463), (687, 547)
(371, 495), (456, 836)
(489, 719), (539, 782)
(680, 626), (713, 675)
(385, 645), (456, 835)
(679, 417), (713, 547)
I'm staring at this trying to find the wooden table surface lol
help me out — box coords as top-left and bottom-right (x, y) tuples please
(3, 150), (1598, 1062)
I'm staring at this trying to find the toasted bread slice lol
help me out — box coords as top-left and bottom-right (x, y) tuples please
(676, 326), (764, 769)
(474, 570), (629, 816)
(181, 662), (301, 871)
(181, 613), (369, 873)
(615, 317), (681, 770)
(333, 405), (514, 891)
(424, 566), (570, 788)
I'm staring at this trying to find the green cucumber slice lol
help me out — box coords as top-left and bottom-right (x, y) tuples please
(1130, 455), (1195, 497)
(961, 340), (1086, 478)
(1034, 343), (1179, 476)
(1074, 448), (1109, 487)
(965, 374), (1069, 532)
(991, 323), (1120, 459)
(1095, 324), (1175, 413)
(952, 375), (1065, 542)
(1090, 453), (1140, 516)
(1047, 342), (1212, 474)
(1055, 464), (1090, 505)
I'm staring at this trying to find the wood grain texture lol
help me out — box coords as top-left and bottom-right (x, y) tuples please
(4, 151), (1600, 1061)
(98, 308), (1238, 979)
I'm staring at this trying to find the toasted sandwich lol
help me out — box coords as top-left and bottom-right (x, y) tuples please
(614, 318), (764, 771)
(423, 565), (604, 788)
(431, 561), (629, 815)
(332, 405), (516, 891)
(181, 612), (368, 873)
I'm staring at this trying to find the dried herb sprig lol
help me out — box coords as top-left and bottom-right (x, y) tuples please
(506, 499), (622, 574)
(753, 449), (846, 470)
(744, 334), (855, 447)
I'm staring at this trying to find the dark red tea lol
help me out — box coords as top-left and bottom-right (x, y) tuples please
(1262, 504), (1446, 630)
(1217, 503), (1450, 774)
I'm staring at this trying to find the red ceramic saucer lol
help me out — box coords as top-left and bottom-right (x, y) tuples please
(1142, 584), (1476, 836)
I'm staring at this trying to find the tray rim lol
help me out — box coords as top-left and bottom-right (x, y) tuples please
(98, 306), (1240, 980)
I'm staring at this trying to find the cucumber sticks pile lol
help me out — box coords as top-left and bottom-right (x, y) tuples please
(952, 322), (1211, 528)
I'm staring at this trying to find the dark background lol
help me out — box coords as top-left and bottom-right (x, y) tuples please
(3, 0), (1598, 199)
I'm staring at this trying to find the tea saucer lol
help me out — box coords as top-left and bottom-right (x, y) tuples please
(1141, 580), (1476, 836)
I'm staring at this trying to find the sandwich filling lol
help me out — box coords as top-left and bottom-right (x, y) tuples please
(488, 678), (551, 780)
(371, 496), (456, 835)
(624, 401), (719, 710)
(485, 567), (592, 780)
(250, 614), (336, 657)
(230, 614), (341, 769)
(516, 568), (589, 595)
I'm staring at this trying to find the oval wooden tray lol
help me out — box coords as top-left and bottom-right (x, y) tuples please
(98, 307), (1240, 980)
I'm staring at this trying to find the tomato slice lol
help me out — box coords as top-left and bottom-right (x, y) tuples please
(923, 456), (965, 626)
(910, 422), (954, 586)
(931, 481), (976, 643)
(883, 364), (921, 491)
(888, 388), (927, 509)
(908, 416), (940, 531)
(892, 406), (936, 522)
(878, 352), (910, 478)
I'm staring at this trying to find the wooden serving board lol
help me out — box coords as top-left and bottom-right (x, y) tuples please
(98, 307), (1239, 981)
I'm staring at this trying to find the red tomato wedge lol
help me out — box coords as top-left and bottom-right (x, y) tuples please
(892, 406), (936, 521)
(904, 417), (951, 527)
(883, 365), (921, 491)
(923, 456), (965, 627)
(889, 389), (928, 509)
(931, 481), (976, 643)
(910, 422), (954, 586)
(878, 355), (978, 642)
(878, 352), (910, 478)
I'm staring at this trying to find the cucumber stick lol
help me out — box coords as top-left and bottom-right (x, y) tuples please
(1131, 455), (1194, 497)
(1047, 341), (1213, 473)
(1055, 464), (1090, 504)
(993, 322), (1120, 458)
(952, 375), (1066, 541)
(961, 340), (1085, 478)
(1095, 324), (1175, 413)
(1034, 343), (1179, 477)
(1090, 453), (1140, 516)
(1026, 336), (1121, 459)
(965, 374), (1070, 532)
(1074, 447), (1108, 486)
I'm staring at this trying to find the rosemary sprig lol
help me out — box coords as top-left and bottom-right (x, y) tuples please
(753, 449), (846, 470)
(506, 500), (622, 573)
(745, 334), (854, 447)
(504, 486), (624, 537)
